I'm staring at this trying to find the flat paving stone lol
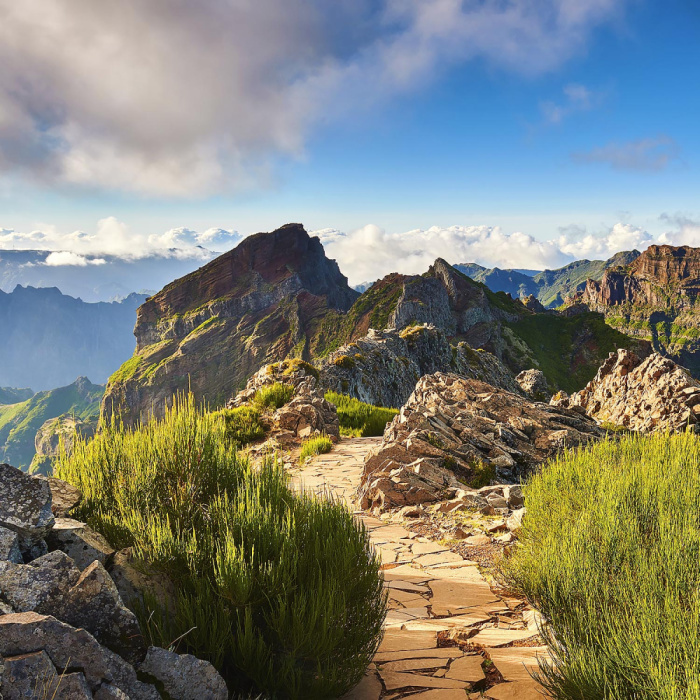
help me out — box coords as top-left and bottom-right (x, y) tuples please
(379, 671), (469, 691)
(406, 692), (469, 700)
(485, 680), (546, 699)
(487, 647), (549, 682)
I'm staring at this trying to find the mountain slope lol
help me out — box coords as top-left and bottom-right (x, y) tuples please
(102, 223), (359, 425)
(0, 376), (103, 470)
(0, 286), (147, 391)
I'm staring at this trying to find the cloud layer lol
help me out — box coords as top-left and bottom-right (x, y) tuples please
(0, 0), (627, 195)
(572, 136), (681, 171)
(315, 221), (664, 285)
(0, 217), (241, 263)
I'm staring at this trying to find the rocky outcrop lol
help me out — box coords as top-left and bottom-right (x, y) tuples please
(228, 359), (340, 443)
(320, 325), (522, 408)
(0, 463), (228, 699)
(515, 369), (551, 402)
(102, 224), (359, 426)
(31, 414), (97, 475)
(561, 349), (700, 432)
(358, 373), (603, 512)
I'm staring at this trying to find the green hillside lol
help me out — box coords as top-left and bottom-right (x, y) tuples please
(0, 386), (34, 405)
(0, 376), (104, 470)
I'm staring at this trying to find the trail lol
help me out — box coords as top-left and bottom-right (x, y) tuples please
(289, 438), (549, 700)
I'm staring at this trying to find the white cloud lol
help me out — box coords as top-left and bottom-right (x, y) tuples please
(44, 251), (106, 267)
(572, 136), (681, 171)
(658, 215), (700, 247)
(0, 217), (241, 260)
(0, 0), (628, 196)
(314, 221), (672, 286)
(540, 83), (601, 124)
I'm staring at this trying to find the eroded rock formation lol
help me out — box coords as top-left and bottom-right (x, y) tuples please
(562, 349), (700, 432)
(358, 373), (602, 512)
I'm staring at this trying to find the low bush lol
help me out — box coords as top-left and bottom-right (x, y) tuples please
(55, 396), (386, 698)
(502, 432), (700, 699)
(333, 355), (356, 370)
(252, 382), (293, 410)
(300, 434), (333, 463)
(214, 406), (265, 446)
(325, 392), (398, 437)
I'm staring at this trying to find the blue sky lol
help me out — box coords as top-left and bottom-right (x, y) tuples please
(0, 0), (698, 284)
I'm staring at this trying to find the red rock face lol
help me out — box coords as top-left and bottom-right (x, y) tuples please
(582, 245), (700, 309)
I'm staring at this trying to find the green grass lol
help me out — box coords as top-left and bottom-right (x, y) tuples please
(502, 432), (700, 699)
(251, 383), (294, 411)
(324, 392), (398, 437)
(55, 395), (386, 698)
(299, 434), (333, 463)
(213, 406), (266, 446)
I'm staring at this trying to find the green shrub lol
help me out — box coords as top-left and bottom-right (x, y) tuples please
(325, 392), (398, 437)
(333, 355), (356, 370)
(214, 406), (265, 446)
(299, 434), (333, 463)
(502, 432), (700, 699)
(252, 382), (294, 411)
(55, 396), (386, 698)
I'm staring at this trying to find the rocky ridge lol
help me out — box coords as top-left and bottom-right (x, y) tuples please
(557, 349), (700, 433)
(0, 463), (227, 699)
(358, 372), (603, 514)
(319, 324), (522, 408)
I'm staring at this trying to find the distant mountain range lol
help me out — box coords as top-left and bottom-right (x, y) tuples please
(0, 249), (214, 302)
(0, 286), (147, 391)
(454, 250), (641, 308)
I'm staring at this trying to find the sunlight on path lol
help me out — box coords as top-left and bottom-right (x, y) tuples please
(289, 438), (550, 700)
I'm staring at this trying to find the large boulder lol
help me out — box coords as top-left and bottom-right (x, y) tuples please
(0, 612), (159, 699)
(564, 349), (700, 432)
(0, 525), (22, 564)
(1, 650), (92, 699)
(358, 372), (602, 512)
(0, 463), (54, 552)
(139, 646), (228, 700)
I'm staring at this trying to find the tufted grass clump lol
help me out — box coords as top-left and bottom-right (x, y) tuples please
(213, 406), (265, 446)
(501, 432), (700, 700)
(325, 392), (398, 437)
(54, 395), (386, 699)
(299, 434), (333, 463)
(252, 382), (294, 410)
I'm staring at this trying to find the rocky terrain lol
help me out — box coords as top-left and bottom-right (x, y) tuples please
(104, 224), (640, 426)
(357, 372), (603, 514)
(0, 286), (146, 391)
(320, 325), (521, 408)
(0, 463), (228, 699)
(0, 377), (103, 471)
(574, 244), (700, 375)
(557, 349), (700, 433)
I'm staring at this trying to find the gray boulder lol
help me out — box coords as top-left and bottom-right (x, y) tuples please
(1, 650), (92, 699)
(47, 518), (115, 570)
(0, 525), (22, 564)
(140, 646), (228, 699)
(0, 463), (55, 552)
(0, 612), (159, 699)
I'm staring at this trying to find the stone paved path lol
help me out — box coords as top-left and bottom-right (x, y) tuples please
(288, 438), (550, 700)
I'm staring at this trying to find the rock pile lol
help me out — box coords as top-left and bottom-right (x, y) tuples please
(228, 359), (340, 442)
(0, 463), (227, 699)
(561, 349), (700, 432)
(319, 325), (521, 409)
(358, 373), (602, 513)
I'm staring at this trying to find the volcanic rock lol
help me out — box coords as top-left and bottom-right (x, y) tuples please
(515, 369), (550, 402)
